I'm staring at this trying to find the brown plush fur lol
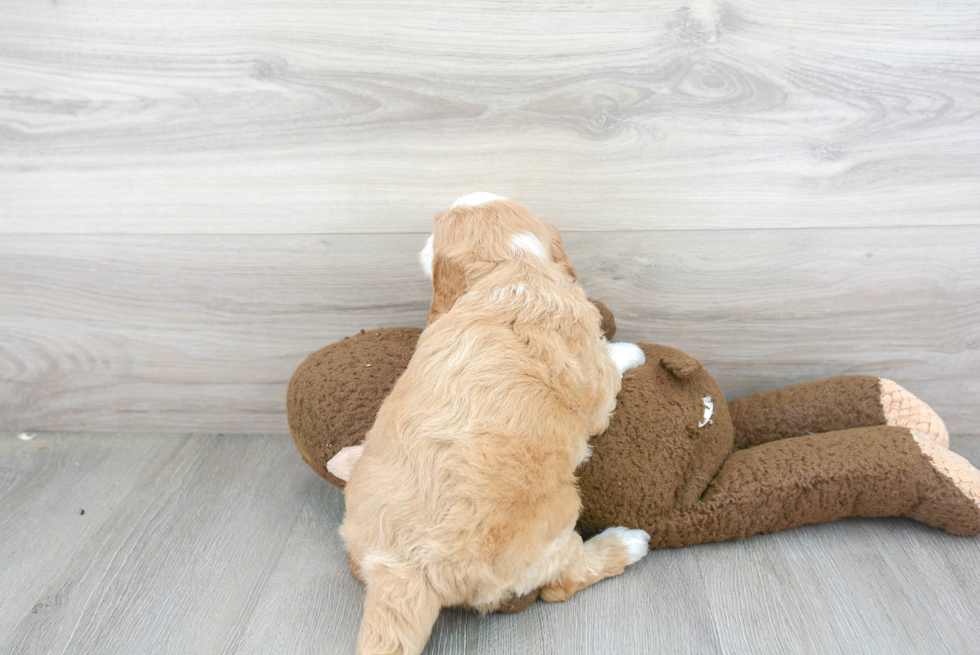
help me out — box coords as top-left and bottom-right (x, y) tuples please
(289, 327), (422, 489)
(576, 344), (734, 533)
(728, 376), (886, 449)
(287, 305), (617, 489)
(339, 200), (644, 654)
(287, 222), (980, 628)
(288, 331), (980, 565)
(636, 425), (980, 548)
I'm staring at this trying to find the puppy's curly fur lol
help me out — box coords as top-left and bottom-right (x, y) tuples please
(341, 196), (649, 655)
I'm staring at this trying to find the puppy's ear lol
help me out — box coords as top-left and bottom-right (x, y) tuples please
(543, 221), (577, 280)
(428, 253), (467, 324)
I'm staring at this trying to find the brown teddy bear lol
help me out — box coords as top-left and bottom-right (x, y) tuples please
(287, 302), (980, 612)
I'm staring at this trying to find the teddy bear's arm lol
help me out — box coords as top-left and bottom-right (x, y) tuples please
(728, 376), (948, 450)
(639, 425), (980, 550)
(606, 342), (646, 375)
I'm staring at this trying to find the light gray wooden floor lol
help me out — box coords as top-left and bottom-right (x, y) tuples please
(3, 432), (979, 655)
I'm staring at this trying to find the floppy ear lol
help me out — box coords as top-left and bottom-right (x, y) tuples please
(543, 221), (577, 280)
(427, 253), (467, 324)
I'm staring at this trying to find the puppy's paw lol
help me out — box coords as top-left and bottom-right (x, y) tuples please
(597, 526), (650, 565)
(607, 342), (646, 375)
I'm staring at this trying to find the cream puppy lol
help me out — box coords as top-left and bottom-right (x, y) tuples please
(341, 194), (648, 655)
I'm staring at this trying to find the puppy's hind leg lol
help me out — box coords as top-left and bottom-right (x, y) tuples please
(540, 527), (650, 602)
(356, 564), (441, 655)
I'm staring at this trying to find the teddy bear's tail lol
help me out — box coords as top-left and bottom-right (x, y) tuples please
(356, 565), (441, 655)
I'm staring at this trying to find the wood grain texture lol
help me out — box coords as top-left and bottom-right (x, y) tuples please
(695, 519), (976, 654)
(1, 432), (978, 654)
(1, 433), (313, 654)
(231, 477), (361, 655)
(469, 545), (721, 655)
(2, 227), (978, 435)
(0, 433), (180, 644)
(1, 0), (978, 233)
(697, 433), (980, 655)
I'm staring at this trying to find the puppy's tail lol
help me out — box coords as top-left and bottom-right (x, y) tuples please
(356, 565), (441, 655)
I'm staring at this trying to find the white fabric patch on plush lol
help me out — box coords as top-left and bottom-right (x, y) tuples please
(598, 526), (651, 565)
(419, 234), (434, 280)
(451, 192), (507, 208)
(510, 232), (548, 260)
(327, 444), (364, 482)
(699, 396), (714, 428)
(607, 342), (646, 375)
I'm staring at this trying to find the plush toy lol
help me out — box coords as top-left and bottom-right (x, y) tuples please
(288, 302), (980, 612)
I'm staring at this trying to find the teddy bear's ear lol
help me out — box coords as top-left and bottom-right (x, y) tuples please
(542, 220), (577, 281)
(661, 355), (703, 379)
(427, 252), (467, 325)
(589, 300), (617, 341)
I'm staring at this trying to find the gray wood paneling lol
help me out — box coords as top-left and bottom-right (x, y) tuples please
(2, 227), (978, 435)
(1, 432), (978, 654)
(1, 0), (978, 233)
(0, 0), (977, 432)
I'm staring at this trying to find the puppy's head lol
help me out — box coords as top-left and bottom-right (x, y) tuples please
(420, 193), (576, 324)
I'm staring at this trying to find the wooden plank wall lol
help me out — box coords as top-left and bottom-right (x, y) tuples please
(1, 0), (978, 435)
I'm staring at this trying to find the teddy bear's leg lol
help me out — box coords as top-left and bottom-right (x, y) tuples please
(728, 376), (948, 450)
(643, 426), (980, 550)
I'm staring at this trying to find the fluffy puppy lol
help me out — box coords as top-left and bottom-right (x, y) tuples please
(341, 193), (648, 655)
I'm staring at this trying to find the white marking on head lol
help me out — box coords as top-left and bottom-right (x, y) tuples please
(451, 192), (507, 209)
(510, 232), (547, 261)
(419, 234), (434, 280)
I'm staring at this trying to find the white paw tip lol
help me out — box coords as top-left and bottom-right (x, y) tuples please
(419, 234), (434, 280)
(600, 526), (651, 565)
(451, 192), (507, 208)
(607, 342), (646, 375)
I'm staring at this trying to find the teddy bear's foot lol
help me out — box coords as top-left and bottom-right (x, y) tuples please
(327, 444), (364, 483)
(879, 379), (949, 447)
(905, 430), (980, 535)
